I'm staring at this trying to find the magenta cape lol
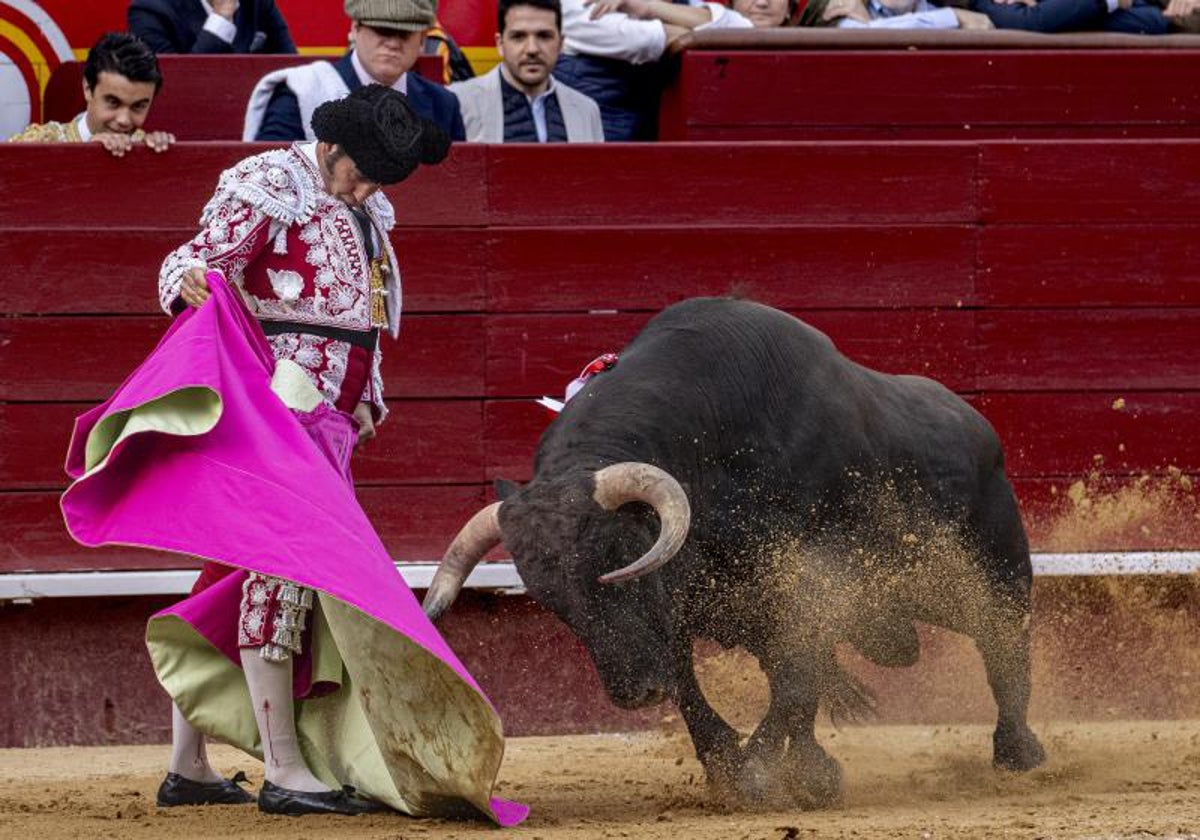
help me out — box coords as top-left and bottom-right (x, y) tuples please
(61, 277), (526, 826)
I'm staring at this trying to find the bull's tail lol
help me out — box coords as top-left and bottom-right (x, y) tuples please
(823, 665), (877, 728)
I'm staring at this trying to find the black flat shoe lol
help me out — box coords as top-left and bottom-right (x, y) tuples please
(156, 770), (255, 806)
(257, 780), (388, 816)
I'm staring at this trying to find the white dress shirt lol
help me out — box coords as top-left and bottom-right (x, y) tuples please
(201, 0), (239, 43)
(351, 49), (409, 95)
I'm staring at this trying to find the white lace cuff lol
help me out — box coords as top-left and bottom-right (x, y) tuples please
(159, 249), (207, 315)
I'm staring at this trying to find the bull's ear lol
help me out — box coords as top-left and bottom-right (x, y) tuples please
(494, 478), (521, 501)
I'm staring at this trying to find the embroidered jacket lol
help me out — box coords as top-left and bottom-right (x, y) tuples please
(7, 114), (147, 144)
(158, 142), (401, 421)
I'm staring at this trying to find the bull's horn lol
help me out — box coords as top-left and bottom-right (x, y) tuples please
(593, 463), (691, 584)
(422, 502), (503, 620)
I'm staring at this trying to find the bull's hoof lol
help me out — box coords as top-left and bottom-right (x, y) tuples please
(783, 744), (843, 810)
(702, 751), (790, 808)
(993, 724), (1046, 772)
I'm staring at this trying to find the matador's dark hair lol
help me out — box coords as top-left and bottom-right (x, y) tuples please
(311, 85), (451, 185)
(83, 32), (163, 93)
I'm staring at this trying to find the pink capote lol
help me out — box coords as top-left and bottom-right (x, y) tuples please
(61, 276), (527, 826)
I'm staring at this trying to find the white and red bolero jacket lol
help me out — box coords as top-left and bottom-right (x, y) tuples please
(158, 142), (402, 422)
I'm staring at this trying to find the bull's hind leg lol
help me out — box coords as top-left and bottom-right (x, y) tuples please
(973, 598), (1046, 771)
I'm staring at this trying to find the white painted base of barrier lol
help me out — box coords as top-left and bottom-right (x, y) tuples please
(1, 552), (1198, 602)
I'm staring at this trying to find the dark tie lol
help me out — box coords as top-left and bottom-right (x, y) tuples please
(350, 207), (376, 261)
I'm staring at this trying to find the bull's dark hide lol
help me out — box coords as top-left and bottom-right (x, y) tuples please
(435, 297), (1045, 806)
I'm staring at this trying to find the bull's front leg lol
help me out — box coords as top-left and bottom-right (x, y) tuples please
(751, 653), (843, 809)
(672, 640), (744, 795)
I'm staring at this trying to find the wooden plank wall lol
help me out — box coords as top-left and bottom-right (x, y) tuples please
(1, 140), (1197, 574)
(660, 49), (1200, 141)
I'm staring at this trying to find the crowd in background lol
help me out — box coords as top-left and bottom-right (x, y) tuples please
(8, 0), (1200, 146)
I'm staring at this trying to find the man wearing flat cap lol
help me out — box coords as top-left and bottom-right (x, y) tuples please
(244, 0), (465, 141)
(155, 85), (453, 815)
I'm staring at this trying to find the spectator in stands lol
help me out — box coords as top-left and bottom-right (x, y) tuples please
(816, 0), (996, 27)
(558, 0), (758, 141)
(966, 0), (1168, 33)
(595, 0), (993, 31)
(450, 0), (604, 143)
(1164, 0), (1200, 28)
(244, 0), (465, 142)
(733, 0), (794, 25)
(7, 32), (175, 157)
(128, 0), (297, 53)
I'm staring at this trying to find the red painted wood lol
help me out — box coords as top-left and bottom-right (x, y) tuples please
(977, 225), (1200, 309)
(0, 144), (488, 229)
(1, 314), (483, 401)
(7, 473), (1192, 573)
(0, 484), (484, 573)
(492, 394), (1200, 490)
(354, 400), (483, 485)
(0, 228), (487, 315)
(485, 143), (979, 226)
(379, 314), (485, 398)
(679, 124), (1200, 142)
(973, 392), (1200, 478)
(485, 310), (977, 398)
(486, 226), (976, 312)
(980, 140), (1200, 224)
(484, 399), (547, 483)
(976, 309), (1200, 391)
(43, 55), (447, 138)
(1014, 476), (1200, 552)
(0, 399), (483, 489)
(670, 51), (1200, 134)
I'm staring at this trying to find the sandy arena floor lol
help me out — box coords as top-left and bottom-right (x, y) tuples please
(1, 721), (1198, 840)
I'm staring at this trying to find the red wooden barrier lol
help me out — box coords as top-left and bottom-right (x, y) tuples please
(1, 141), (1198, 578)
(0, 399), (484, 489)
(0, 484), (487, 573)
(0, 229), (488, 315)
(660, 33), (1200, 141)
(976, 310), (1200, 391)
(978, 225), (1200, 308)
(42, 55), (447, 140)
(0, 315), (485, 400)
(0, 144), (488, 229)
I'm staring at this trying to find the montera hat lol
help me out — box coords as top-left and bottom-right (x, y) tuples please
(311, 84), (450, 185)
(345, 0), (436, 31)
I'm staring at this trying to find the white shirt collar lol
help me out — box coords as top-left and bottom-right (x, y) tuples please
(300, 140), (319, 169)
(351, 50), (408, 95)
(74, 112), (92, 142)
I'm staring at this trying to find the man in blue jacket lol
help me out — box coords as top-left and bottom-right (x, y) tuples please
(244, 0), (465, 142)
(128, 0), (297, 54)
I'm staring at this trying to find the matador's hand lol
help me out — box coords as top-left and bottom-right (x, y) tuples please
(180, 267), (212, 308)
(353, 402), (376, 448)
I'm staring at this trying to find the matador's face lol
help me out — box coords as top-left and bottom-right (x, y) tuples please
(318, 143), (382, 209)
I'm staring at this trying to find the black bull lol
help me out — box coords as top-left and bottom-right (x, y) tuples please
(424, 297), (1045, 806)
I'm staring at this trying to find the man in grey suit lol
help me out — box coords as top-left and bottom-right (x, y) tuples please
(450, 0), (603, 143)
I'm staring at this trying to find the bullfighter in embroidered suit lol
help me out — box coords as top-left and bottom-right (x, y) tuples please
(62, 84), (526, 825)
(159, 122), (401, 428)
